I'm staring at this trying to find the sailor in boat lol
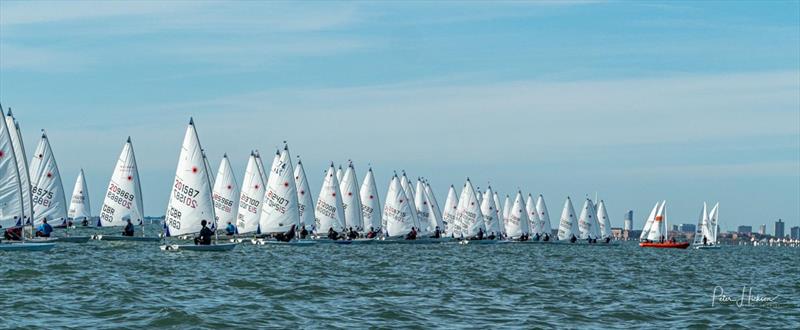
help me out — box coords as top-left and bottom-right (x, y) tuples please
(469, 228), (485, 241)
(605, 236), (611, 244)
(122, 218), (135, 236)
(543, 233), (550, 241)
(327, 227), (341, 240)
(366, 227), (377, 239)
(194, 220), (214, 245)
(81, 218), (89, 227)
(299, 225), (309, 239)
(703, 236), (708, 246)
(487, 231), (496, 240)
(274, 224), (297, 242)
(570, 234), (577, 243)
(35, 218), (54, 238)
(347, 227), (358, 240)
(225, 222), (236, 237)
(430, 226), (442, 239)
(533, 233), (540, 241)
(405, 227), (417, 240)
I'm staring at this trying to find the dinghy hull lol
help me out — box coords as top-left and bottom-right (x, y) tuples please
(639, 242), (690, 249)
(693, 245), (721, 250)
(0, 242), (56, 251)
(160, 243), (238, 251)
(95, 235), (160, 242)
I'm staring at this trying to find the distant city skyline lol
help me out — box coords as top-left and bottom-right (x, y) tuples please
(1, 1), (798, 230)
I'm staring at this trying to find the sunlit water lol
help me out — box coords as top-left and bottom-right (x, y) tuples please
(1, 224), (798, 329)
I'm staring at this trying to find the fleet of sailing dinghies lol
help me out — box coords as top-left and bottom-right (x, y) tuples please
(359, 167), (382, 232)
(294, 157), (314, 231)
(314, 163), (346, 234)
(68, 169), (91, 221)
(29, 130), (68, 226)
(212, 154), (239, 230)
(1, 112), (729, 251)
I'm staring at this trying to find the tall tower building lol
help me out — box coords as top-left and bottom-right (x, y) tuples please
(775, 219), (785, 238)
(759, 224), (766, 235)
(623, 210), (633, 231)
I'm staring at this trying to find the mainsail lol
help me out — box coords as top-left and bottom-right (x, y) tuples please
(0, 110), (24, 228)
(645, 201), (667, 241)
(99, 137), (144, 227)
(708, 203), (719, 243)
(692, 203), (709, 246)
(557, 197), (579, 240)
(259, 144), (299, 233)
(536, 194), (553, 237)
(441, 185), (458, 236)
(502, 195), (511, 224)
(29, 131), (68, 226)
(314, 163), (346, 234)
(236, 152), (266, 234)
(67, 169), (91, 220)
(5, 109), (31, 224)
(492, 191), (503, 233)
(212, 154), (239, 230)
(578, 198), (599, 239)
(639, 201), (661, 241)
(359, 167), (382, 231)
(596, 200), (611, 239)
(339, 162), (363, 231)
(163, 118), (216, 237)
(383, 175), (418, 237)
(526, 194), (539, 235)
(455, 179), (485, 238)
(424, 181), (444, 231)
(481, 186), (503, 236)
(414, 179), (434, 234)
(294, 158), (315, 231)
(505, 191), (530, 238)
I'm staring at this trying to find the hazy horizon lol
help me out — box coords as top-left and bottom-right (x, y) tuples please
(1, 1), (798, 232)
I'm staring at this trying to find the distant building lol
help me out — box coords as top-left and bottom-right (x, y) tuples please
(791, 226), (799, 240)
(737, 226), (752, 234)
(680, 223), (696, 233)
(775, 219), (785, 238)
(611, 227), (623, 240)
(623, 210), (633, 231)
(671, 224), (679, 232)
(759, 224), (766, 235)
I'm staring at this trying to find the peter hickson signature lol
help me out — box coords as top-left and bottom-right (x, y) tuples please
(712, 286), (779, 307)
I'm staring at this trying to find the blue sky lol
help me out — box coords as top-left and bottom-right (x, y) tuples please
(1, 1), (798, 232)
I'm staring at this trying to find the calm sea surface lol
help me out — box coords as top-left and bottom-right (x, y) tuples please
(1, 224), (798, 329)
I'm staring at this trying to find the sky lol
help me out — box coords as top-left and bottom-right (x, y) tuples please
(1, 1), (798, 233)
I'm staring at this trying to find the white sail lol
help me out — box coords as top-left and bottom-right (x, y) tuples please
(99, 137), (144, 227)
(203, 152), (215, 184)
(5, 109), (31, 225)
(492, 191), (503, 233)
(639, 201), (660, 240)
(502, 195), (511, 223)
(456, 179), (485, 238)
(212, 154), (239, 230)
(506, 192), (530, 238)
(359, 167), (382, 231)
(67, 169), (91, 220)
(236, 152), (266, 234)
(476, 187), (483, 205)
(294, 158), (315, 231)
(383, 175), (420, 237)
(557, 197), (579, 240)
(314, 163), (346, 234)
(441, 185), (458, 236)
(481, 186), (503, 236)
(29, 131), (68, 226)
(414, 179), (435, 234)
(400, 172), (416, 210)
(708, 202), (720, 243)
(578, 198), (598, 239)
(424, 181), (444, 231)
(536, 194), (553, 237)
(336, 165), (343, 184)
(692, 202), (709, 246)
(254, 151), (271, 187)
(259, 145), (299, 233)
(0, 111), (24, 228)
(163, 119), (216, 237)
(339, 162), (363, 231)
(596, 200), (612, 239)
(646, 201), (666, 241)
(526, 194), (542, 236)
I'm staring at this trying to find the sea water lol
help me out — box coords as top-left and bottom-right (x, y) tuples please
(0, 224), (798, 328)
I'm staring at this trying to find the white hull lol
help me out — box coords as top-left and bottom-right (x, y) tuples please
(693, 245), (721, 250)
(0, 242), (56, 251)
(458, 239), (510, 245)
(94, 235), (160, 242)
(160, 243), (238, 252)
(29, 236), (91, 243)
(254, 239), (316, 246)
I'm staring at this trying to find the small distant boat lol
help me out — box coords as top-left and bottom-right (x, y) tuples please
(639, 201), (689, 249)
(67, 169), (91, 225)
(160, 118), (237, 252)
(693, 202), (721, 250)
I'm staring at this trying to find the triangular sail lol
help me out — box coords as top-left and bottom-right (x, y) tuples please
(0, 111), (24, 228)
(441, 185), (458, 236)
(339, 162), (363, 231)
(294, 158), (315, 231)
(708, 203), (719, 242)
(414, 179), (435, 234)
(99, 138), (144, 227)
(5, 110), (30, 225)
(646, 201), (666, 241)
(596, 200), (611, 239)
(639, 201), (660, 240)
(692, 203), (709, 246)
(557, 197), (579, 240)
(29, 131), (68, 226)
(259, 145), (299, 233)
(359, 167), (382, 232)
(383, 175), (419, 237)
(502, 195), (511, 223)
(506, 192), (530, 238)
(400, 172), (416, 210)
(492, 191), (503, 233)
(163, 119), (216, 236)
(336, 165), (343, 184)
(424, 181), (444, 231)
(456, 179), (485, 238)
(481, 186), (503, 236)
(314, 163), (346, 234)
(578, 198), (598, 239)
(526, 194), (542, 236)
(68, 169), (91, 220)
(236, 152), (265, 234)
(212, 154), (239, 230)
(536, 194), (553, 236)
